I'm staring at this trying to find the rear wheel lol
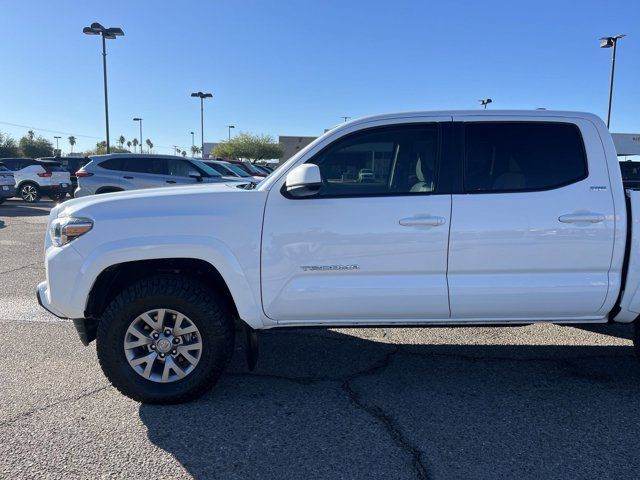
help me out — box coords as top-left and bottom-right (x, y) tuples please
(96, 275), (235, 404)
(19, 183), (40, 203)
(48, 192), (66, 202)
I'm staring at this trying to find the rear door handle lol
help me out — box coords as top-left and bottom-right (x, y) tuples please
(558, 213), (605, 224)
(399, 216), (446, 227)
(123, 175), (134, 179)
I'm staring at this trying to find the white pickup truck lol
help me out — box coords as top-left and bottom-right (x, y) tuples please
(38, 110), (640, 403)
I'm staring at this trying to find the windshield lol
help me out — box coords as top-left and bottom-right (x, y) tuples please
(219, 162), (251, 177)
(191, 160), (221, 177)
(240, 162), (263, 175)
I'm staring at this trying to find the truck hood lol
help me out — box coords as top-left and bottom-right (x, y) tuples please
(56, 183), (252, 219)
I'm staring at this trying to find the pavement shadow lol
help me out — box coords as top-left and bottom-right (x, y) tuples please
(139, 328), (640, 480)
(0, 202), (51, 218)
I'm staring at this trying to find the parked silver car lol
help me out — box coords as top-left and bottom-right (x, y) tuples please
(74, 154), (249, 197)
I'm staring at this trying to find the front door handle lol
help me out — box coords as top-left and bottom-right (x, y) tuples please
(558, 213), (605, 224)
(166, 180), (176, 184)
(399, 216), (446, 227)
(123, 175), (134, 179)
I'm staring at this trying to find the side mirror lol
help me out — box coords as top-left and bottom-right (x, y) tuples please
(285, 164), (322, 197)
(189, 171), (203, 182)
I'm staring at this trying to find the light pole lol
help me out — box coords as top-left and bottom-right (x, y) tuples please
(190, 91), (213, 156)
(479, 98), (492, 109)
(173, 145), (179, 156)
(133, 117), (143, 153)
(600, 34), (626, 129)
(190, 131), (195, 149)
(54, 136), (61, 152)
(227, 125), (235, 141)
(341, 116), (351, 123)
(83, 22), (124, 154)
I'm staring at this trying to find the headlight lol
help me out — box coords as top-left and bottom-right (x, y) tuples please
(50, 217), (93, 247)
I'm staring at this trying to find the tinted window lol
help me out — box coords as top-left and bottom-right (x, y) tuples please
(0, 163), (9, 172)
(99, 158), (124, 170)
(191, 160), (221, 177)
(464, 122), (587, 193)
(40, 163), (65, 172)
(220, 162), (250, 177)
(167, 159), (194, 177)
(620, 162), (640, 181)
(306, 124), (439, 197)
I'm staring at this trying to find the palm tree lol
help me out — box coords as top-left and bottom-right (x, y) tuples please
(181, 150), (187, 157)
(126, 140), (132, 151)
(68, 136), (77, 153)
(148, 141), (154, 153)
(118, 135), (126, 149)
(190, 145), (201, 157)
(132, 138), (139, 153)
(145, 138), (152, 154)
(27, 130), (35, 141)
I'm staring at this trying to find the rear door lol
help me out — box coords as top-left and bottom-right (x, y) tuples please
(448, 116), (616, 319)
(121, 157), (168, 189)
(261, 119), (453, 322)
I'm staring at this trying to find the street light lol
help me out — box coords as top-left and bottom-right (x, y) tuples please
(479, 98), (492, 109)
(190, 131), (195, 149)
(227, 125), (235, 141)
(341, 116), (351, 123)
(83, 22), (124, 154)
(133, 117), (143, 153)
(53, 136), (61, 152)
(600, 34), (626, 129)
(190, 91), (213, 156)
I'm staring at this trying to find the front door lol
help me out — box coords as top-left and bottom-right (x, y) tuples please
(261, 120), (452, 323)
(447, 116), (616, 319)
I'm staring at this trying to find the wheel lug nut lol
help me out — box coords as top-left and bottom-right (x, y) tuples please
(152, 332), (159, 339)
(171, 349), (177, 355)
(150, 344), (156, 350)
(159, 353), (165, 358)
(164, 329), (171, 336)
(172, 338), (180, 344)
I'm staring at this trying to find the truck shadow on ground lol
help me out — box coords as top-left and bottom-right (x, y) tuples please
(0, 202), (52, 218)
(139, 327), (640, 480)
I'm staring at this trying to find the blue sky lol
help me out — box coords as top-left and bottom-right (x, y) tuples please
(1, 0), (638, 154)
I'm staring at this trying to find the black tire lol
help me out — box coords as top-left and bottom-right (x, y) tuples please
(96, 275), (235, 404)
(634, 321), (640, 363)
(19, 183), (41, 203)
(48, 192), (66, 202)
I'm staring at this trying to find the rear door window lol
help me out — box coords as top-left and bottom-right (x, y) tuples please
(463, 122), (587, 193)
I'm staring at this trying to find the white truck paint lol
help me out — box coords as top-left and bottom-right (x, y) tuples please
(36, 110), (640, 402)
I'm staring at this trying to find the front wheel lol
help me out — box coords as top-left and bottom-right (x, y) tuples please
(19, 183), (40, 203)
(634, 321), (640, 363)
(96, 275), (235, 404)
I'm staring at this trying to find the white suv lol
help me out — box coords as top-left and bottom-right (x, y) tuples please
(1, 158), (71, 202)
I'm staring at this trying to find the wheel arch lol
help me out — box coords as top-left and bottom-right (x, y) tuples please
(83, 257), (256, 344)
(95, 186), (124, 194)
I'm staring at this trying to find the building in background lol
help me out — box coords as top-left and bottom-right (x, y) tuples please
(202, 142), (219, 158)
(278, 136), (316, 164)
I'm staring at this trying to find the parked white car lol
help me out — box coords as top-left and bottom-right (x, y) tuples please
(37, 110), (640, 404)
(1, 158), (71, 202)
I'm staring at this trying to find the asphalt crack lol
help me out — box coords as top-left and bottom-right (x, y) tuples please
(0, 262), (40, 276)
(0, 384), (111, 428)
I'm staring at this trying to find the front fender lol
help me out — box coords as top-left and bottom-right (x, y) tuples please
(71, 235), (264, 328)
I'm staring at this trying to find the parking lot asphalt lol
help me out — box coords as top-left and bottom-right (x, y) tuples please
(1, 197), (640, 479)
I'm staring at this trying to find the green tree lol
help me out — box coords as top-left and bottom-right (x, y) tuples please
(118, 135), (126, 149)
(190, 145), (201, 157)
(0, 131), (19, 157)
(68, 136), (77, 153)
(212, 132), (282, 163)
(181, 150), (187, 157)
(145, 138), (152, 153)
(126, 140), (132, 151)
(132, 138), (139, 153)
(18, 131), (54, 158)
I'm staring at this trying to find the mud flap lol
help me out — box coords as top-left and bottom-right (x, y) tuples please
(245, 326), (259, 371)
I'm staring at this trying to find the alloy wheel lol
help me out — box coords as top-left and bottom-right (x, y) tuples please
(21, 185), (38, 202)
(123, 308), (203, 383)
